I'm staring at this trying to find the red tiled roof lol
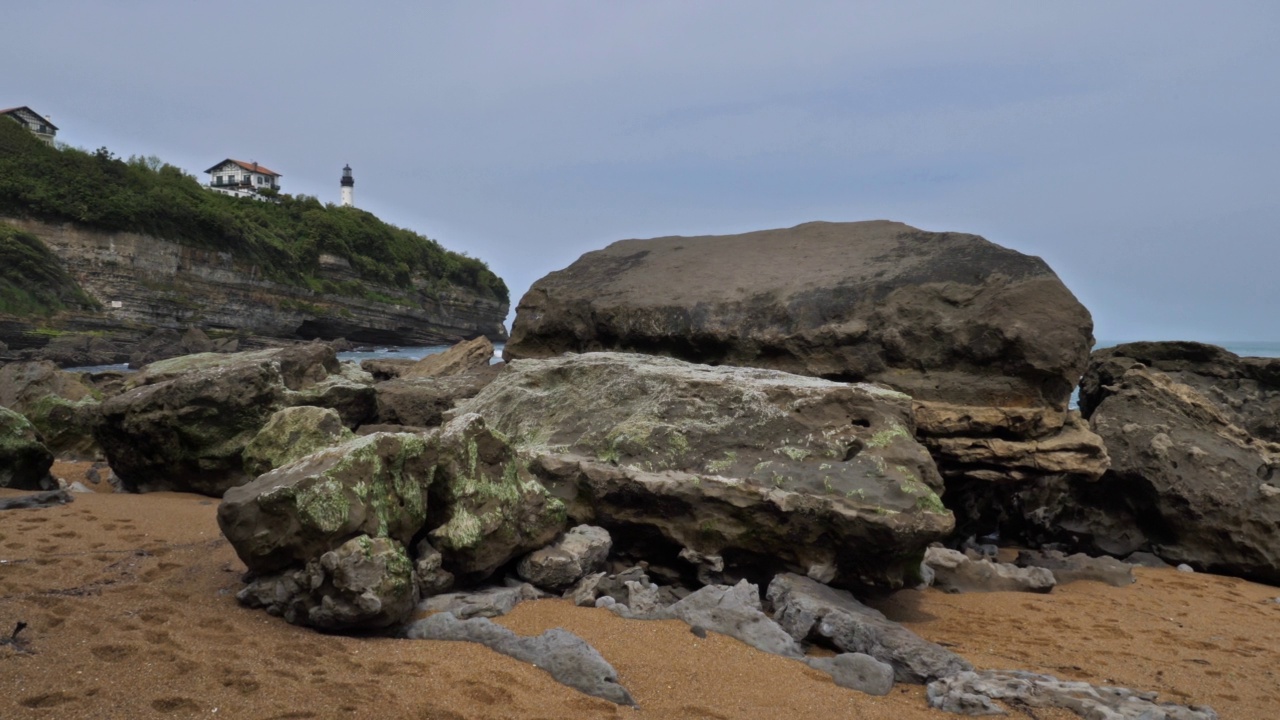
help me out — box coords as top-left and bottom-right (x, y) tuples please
(203, 158), (282, 177)
(1, 106), (58, 130)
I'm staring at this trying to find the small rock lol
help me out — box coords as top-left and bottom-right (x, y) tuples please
(927, 669), (1218, 719)
(1177, 563), (1196, 573)
(517, 525), (611, 591)
(404, 613), (634, 705)
(925, 547), (1056, 594)
(806, 653), (895, 697)
(416, 583), (546, 620)
(1015, 549), (1135, 587)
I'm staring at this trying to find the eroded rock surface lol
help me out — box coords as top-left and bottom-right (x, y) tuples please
(455, 352), (952, 590)
(991, 346), (1280, 584)
(401, 336), (494, 379)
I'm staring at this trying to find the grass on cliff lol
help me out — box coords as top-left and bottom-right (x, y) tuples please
(0, 224), (98, 316)
(0, 119), (507, 304)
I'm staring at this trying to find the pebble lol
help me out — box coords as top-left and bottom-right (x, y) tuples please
(1176, 564), (1195, 573)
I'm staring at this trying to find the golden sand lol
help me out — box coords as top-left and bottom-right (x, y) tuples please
(0, 482), (1275, 719)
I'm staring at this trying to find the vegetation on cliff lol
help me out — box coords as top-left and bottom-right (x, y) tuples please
(0, 223), (98, 316)
(0, 119), (507, 303)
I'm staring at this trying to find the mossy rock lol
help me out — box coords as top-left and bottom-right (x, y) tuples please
(242, 406), (354, 478)
(0, 406), (54, 489)
(218, 432), (436, 574)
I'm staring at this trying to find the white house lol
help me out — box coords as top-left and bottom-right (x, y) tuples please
(204, 159), (281, 199)
(1, 106), (58, 145)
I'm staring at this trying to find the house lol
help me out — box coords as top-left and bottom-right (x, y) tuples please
(204, 158), (281, 198)
(1, 106), (58, 145)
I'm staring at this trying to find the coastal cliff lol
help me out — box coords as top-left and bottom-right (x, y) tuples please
(0, 217), (507, 361)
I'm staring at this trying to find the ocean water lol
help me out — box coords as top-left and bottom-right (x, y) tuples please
(337, 343), (505, 364)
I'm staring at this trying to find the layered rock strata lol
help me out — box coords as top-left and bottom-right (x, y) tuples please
(0, 217), (507, 362)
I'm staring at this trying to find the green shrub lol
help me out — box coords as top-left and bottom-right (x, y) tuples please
(0, 223), (98, 316)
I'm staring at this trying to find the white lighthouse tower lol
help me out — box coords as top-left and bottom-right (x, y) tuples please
(340, 164), (354, 207)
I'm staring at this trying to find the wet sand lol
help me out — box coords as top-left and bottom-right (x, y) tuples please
(1, 483), (1276, 719)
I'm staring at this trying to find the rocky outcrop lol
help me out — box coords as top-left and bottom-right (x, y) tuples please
(503, 221), (1107, 501)
(455, 352), (953, 590)
(0, 217), (507, 365)
(1076, 358), (1280, 583)
(517, 525), (612, 591)
(0, 406), (54, 489)
(373, 365), (502, 428)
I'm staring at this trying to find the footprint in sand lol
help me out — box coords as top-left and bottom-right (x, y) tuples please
(20, 691), (77, 708)
(461, 679), (516, 705)
(91, 644), (138, 661)
(151, 697), (201, 713)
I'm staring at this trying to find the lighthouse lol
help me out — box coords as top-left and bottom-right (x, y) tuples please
(340, 164), (354, 207)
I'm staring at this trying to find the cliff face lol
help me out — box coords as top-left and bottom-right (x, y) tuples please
(1, 218), (507, 354)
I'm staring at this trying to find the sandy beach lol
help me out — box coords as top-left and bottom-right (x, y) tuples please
(1, 474), (1277, 719)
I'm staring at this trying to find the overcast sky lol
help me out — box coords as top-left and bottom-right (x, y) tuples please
(6, 2), (1278, 342)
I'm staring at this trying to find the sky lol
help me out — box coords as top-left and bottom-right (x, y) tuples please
(5, 2), (1278, 342)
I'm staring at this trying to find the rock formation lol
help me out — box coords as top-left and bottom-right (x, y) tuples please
(0, 217), (507, 366)
(502, 221), (1109, 515)
(453, 351), (953, 590)
(1070, 346), (1278, 583)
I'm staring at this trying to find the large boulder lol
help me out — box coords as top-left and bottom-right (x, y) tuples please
(0, 406), (55, 489)
(504, 221), (1108, 489)
(94, 344), (345, 495)
(453, 351), (953, 590)
(0, 360), (102, 459)
(1072, 361), (1280, 583)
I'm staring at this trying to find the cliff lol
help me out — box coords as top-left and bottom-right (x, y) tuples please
(0, 217), (507, 363)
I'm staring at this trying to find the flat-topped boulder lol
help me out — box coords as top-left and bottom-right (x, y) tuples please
(453, 351), (953, 590)
(504, 221), (1107, 490)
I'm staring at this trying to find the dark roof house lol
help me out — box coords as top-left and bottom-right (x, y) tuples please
(1, 106), (58, 145)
